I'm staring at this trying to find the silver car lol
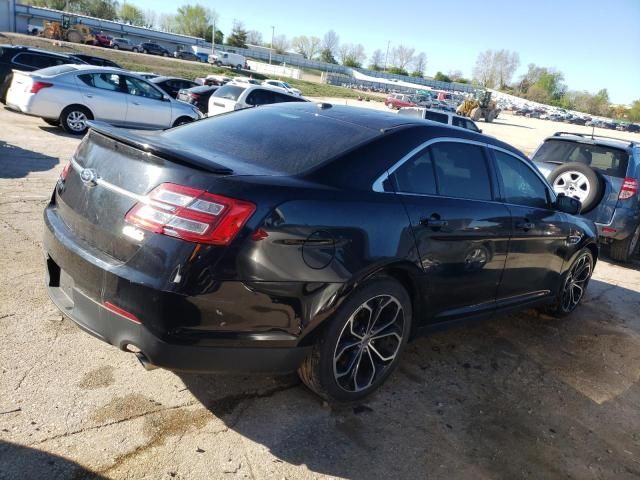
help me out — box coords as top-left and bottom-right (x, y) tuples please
(6, 64), (202, 134)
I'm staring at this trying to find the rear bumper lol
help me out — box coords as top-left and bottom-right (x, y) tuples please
(596, 209), (640, 241)
(46, 276), (310, 373)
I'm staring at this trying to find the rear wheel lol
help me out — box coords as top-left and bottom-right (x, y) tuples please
(172, 117), (193, 128)
(470, 107), (481, 121)
(60, 106), (92, 135)
(67, 30), (81, 43)
(163, 52), (169, 57)
(485, 110), (495, 123)
(143, 49), (149, 54)
(298, 277), (411, 403)
(609, 224), (640, 263)
(113, 44), (119, 50)
(545, 248), (594, 317)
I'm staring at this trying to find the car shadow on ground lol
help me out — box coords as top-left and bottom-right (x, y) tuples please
(0, 441), (107, 479)
(177, 278), (640, 479)
(37, 125), (79, 139)
(0, 140), (59, 178)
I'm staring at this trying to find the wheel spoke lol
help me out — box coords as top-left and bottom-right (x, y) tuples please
(335, 345), (362, 379)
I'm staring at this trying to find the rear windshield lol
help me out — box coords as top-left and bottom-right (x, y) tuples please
(532, 139), (629, 178)
(35, 64), (77, 76)
(162, 106), (380, 175)
(213, 84), (245, 101)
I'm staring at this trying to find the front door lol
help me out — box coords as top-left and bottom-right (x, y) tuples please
(389, 140), (512, 321)
(490, 148), (569, 304)
(122, 75), (172, 129)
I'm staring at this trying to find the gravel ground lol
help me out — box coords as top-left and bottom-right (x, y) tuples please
(1, 106), (640, 480)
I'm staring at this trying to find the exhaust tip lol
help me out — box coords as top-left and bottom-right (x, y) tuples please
(135, 352), (159, 371)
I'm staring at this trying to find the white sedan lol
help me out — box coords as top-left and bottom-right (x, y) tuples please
(262, 80), (302, 96)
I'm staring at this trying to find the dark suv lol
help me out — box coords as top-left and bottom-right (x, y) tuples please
(134, 42), (170, 57)
(44, 104), (597, 402)
(0, 45), (85, 102)
(532, 132), (639, 262)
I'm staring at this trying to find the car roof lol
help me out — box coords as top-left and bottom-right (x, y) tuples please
(1, 45), (79, 59)
(151, 76), (193, 83)
(545, 132), (637, 152)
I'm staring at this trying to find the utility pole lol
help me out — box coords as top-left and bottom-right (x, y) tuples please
(269, 25), (275, 64)
(211, 18), (216, 55)
(384, 40), (390, 72)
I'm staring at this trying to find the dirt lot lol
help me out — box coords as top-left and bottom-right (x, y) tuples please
(1, 106), (640, 480)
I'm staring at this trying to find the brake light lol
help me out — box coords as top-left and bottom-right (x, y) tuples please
(104, 301), (141, 324)
(125, 183), (255, 245)
(189, 93), (201, 99)
(30, 81), (53, 94)
(60, 162), (71, 181)
(619, 177), (638, 200)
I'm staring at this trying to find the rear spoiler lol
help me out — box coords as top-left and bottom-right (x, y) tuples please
(87, 121), (234, 175)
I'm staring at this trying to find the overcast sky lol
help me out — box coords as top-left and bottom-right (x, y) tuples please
(133, 0), (639, 104)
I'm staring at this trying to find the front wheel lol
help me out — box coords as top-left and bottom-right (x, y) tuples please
(609, 224), (640, 263)
(172, 117), (193, 128)
(545, 248), (594, 317)
(163, 52), (169, 57)
(298, 277), (412, 403)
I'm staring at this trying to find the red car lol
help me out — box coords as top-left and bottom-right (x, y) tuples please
(384, 93), (416, 109)
(94, 33), (113, 48)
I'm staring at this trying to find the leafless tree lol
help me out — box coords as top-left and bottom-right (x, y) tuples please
(391, 44), (415, 70)
(272, 34), (289, 54)
(143, 9), (157, 29)
(472, 49), (520, 88)
(412, 52), (427, 74)
(158, 13), (177, 32)
(369, 49), (384, 69)
(472, 50), (497, 87)
(291, 35), (322, 59)
(322, 30), (339, 55)
(447, 69), (465, 81)
(246, 30), (263, 46)
(337, 43), (365, 67)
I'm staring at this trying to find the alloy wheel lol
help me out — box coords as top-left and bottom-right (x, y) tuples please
(553, 171), (591, 202)
(66, 111), (87, 132)
(560, 253), (592, 313)
(333, 295), (405, 393)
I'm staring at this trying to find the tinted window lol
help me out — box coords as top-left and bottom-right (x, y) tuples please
(494, 150), (549, 209)
(124, 76), (163, 99)
(431, 142), (492, 200)
(451, 117), (465, 128)
(213, 84), (246, 101)
(13, 53), (66, 69)
(79, 73), (122, 91)
(272, 91), (305, 103)
(424, 111), (448, 124)
(464, 120), (480, 132)
(392, 148), (437, 195)
(532, 139), (629, 178)
(162, 106), (380, 175)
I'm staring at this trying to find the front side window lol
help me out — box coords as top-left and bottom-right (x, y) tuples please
(123, 76), (163, 99)
(430, 142), (492, 201)
(493, 150), (550, 209)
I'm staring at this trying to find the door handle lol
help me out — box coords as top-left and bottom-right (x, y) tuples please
(132, 101), (141, 105)
(85, 94), (93, 98)
(420, 215), (448, 229)
(516, 221), (535, 231)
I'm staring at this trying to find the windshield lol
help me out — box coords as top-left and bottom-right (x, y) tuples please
(532, 139), (629, 178)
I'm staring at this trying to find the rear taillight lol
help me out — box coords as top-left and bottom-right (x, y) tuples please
(189, 93), (201, 99)
(125, 183), (255, 245)
(619, 177), (638, 200)
(60, 161), (71, 181)
(30, 81), (53, 94)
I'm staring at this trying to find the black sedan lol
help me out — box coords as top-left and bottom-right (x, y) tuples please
(150, 76), (198, 99)
(133, 42), (170, 56)
(43, 103), (598, 403)
(174, 50), (200, 62)
(177, 85), (219, 114)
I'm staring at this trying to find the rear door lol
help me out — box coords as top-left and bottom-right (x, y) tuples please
(491, 147), (569, 303)
(122, 75), (171, 129)
(388, 139), (511, 321)
(76, 72), (128, 124)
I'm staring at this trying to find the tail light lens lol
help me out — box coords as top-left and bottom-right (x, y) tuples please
(619, 177), (638, 200)
(189, 93), (201, 100)
(30, 81), (53, 94)
(125, 183), (255, 245)
(59, 161), (71, 181)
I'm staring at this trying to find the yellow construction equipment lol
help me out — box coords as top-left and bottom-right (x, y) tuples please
(456, 90), (500, 123)
(41, 15), (94, 45)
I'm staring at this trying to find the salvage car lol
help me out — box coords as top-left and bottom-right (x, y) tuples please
(44, 103), (597, 402)
(6, 65), (201, 134)
(398, 107), (482, 133)
(207, 83), (306, 116)
(385, 93), (415, 110)
(532, 132), (639, 262)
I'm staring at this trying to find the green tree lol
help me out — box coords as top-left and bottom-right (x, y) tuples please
(387, 66), (408, 76)
(627, 100), (640, 122)
(205, 26), (224, 45)
(226, 21), (248, 48)
(119, 2), (145, 26)
(174, 4), (216, 39)
(434, 71), (451, 83)
(81, 0), (118, 20)
(319, 48), (337, 64)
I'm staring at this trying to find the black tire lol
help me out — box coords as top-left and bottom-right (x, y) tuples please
(298, 277), (412, 403)
(172, 117), (193, 128)
(60, 105), (92, 135)
(216, 61), (222, 67)
(547, 162), (602, 213)
(544, 248), (594, 317)
(43, 118), (59, 126)
(143, 49), (149, 54)
(132, 47), (138, 53)
(163, 52), (168, 57)
(112, 44), (119, 50)
(609, 224), (640, 263)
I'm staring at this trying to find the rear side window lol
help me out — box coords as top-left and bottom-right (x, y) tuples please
(532, 139), (629, 178)
(214, 84), (246, 101)
(430, 142), (492, 200)
(493, 150), (549, 209)
(245, 88), (274, 106)
(424, 111), (448, 124)
(392, 148), (437, 195)
(79, 73), (122, 92)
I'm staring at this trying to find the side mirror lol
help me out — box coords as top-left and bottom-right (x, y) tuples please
(162, 94), (171, 101)
(555, 193), (581, 215)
